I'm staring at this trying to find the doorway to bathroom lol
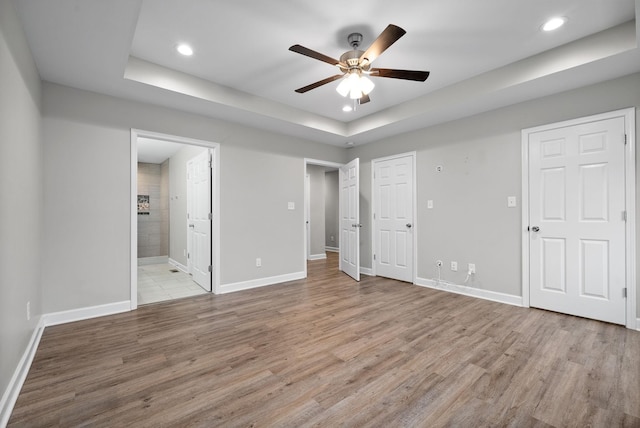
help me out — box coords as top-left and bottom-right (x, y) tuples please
(130, 130), (220, 308)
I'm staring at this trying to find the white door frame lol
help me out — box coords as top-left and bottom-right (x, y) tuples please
(303, 158), (344, 278)
(130, 129), (221, 309)
(371, 152), (418, 282)
(521, 108), (636, 329)
(305, 173), (311, 259)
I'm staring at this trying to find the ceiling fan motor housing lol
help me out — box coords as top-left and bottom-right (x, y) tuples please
(340, 50), (368, 72)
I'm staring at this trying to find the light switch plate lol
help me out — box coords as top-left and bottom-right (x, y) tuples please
(427, 200), (434, 209)
(288, 202), (295, 210)
(507, 196), (517, 208)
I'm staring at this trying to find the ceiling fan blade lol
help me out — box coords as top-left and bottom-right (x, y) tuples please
(359, 24), (406, 66)
(370, 68), (430, 81)
(294, 74), (344, 93)
(289, 44), (344, 67)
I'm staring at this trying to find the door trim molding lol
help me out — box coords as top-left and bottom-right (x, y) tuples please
(371, 151), (417, 282)
(521, 108), (636, 329)
(130, 129), (221, 308)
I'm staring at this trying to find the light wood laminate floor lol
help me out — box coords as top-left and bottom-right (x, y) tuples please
(9, 253), (640, 427)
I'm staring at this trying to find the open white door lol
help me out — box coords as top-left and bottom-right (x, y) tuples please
(339, 158), (360, 281)
(187, 149), (212, 291)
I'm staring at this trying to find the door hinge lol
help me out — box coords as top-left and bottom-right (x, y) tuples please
(373, 254), (376, 260)
(187, 253), (190, 259)
(624, 134), (627, 145)
(623, 211), (627, 222)
(208, 213), (213, 220)
(623, 287), (627, 298)
(208, 265), (212, 273)
(373, 213), (376, 220)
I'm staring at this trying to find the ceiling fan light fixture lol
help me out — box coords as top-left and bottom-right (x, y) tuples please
(359, 76), (375, 95)
(336, 76), (351, 97)
(337, 72), (375, 99)
(349, 86), (361, 100)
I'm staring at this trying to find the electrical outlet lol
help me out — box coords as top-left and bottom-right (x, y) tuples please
(27, 301), (31, 321)
(330, 236), (335, 242)
(427, 200), (434, 209)
(451, 261), (458, 271)
(468, 263), (476, 274)
(436, 260), (443, 267)
(256, 257), (262, 267)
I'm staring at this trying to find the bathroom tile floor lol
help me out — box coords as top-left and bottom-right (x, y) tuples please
(137, 263), (208, 305)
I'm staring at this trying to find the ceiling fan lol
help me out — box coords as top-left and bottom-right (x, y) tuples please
(289, 24), (430, 105)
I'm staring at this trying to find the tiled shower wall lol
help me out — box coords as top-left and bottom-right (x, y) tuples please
(137, 161), (169, 258)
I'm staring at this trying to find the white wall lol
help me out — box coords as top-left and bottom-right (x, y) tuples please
(307, 165), (326, 257)
(353, 72), (640, 314)
(41, 82), (346, 311)
(0, 0), (43, 415)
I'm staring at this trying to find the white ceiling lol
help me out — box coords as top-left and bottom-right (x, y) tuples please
(12, 0), (640, 147)
(137, 138), (184, 164)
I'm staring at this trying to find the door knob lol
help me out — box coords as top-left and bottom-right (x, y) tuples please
(352, 223), (363, 228)
(189, 224), (195, 228)
(531, 226), (540, 232)
(406, 223), (412, 228)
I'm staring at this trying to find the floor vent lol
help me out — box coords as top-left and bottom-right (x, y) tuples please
(169, 269), (179, 273)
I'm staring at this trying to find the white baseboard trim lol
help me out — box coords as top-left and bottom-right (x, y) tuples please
(220, 271), (305, 294)
(636, 318), (640, 331)
(168, 258), (189, 274)
(415, 277), (523, 307)
(308, 253), (327, 261)
(360, 267), (373, 276)
(137, 256), (168, 266)
(325, 246), (339, 253)
(0, 317), (45, 427)
(42, 301), (131, 327)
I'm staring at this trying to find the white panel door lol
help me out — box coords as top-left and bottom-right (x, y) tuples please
(374, 154), (414, 282)
(339, 158), (360, 281)
(529, 117), (626, 324)
(187, 149), (212, 292)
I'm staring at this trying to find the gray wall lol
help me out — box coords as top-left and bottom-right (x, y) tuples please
(324, 170), (339, 249)
(306, 165), (326, 257)
(0, 0), (43, 411)
(169, 145), (208, 267)
(137, 162), (169, 258)
(41, 82), (346, 312)
(353, 72), (640, 310)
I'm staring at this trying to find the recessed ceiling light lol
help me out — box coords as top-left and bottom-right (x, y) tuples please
(542, 17), (566, 32)
(342, 105), (353, 112)
(176, 44), (194, 56)
(345, 141), (355, 147)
